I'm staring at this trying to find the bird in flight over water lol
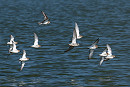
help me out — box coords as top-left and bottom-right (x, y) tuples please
(38, 11), (50, 25)
(64, 28), (79, 52)
(88, 38), (99, 60)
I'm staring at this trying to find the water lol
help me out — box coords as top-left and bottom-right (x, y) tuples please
(0, 0), (130, 86)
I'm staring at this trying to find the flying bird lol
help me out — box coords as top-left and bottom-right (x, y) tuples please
(99, 44), (115, 65)
(19, 50), (29, 71)
(88, 38), (99, 59)
(64, 29), (79, 52)
(75, 22), (83, 39)
(31, 33), (41, 48)
(38, 11), (50, 25)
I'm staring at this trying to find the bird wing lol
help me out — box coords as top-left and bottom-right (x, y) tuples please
(75, 22), (80, 37)
(22, 50), (26, 58)
(41, 11), (48, 20)
(72, 29), (77, 44)
(34, 33), (38, 45)
(12, 41), (17, 50)
(91, 38), (99, 46)
(100, 57), (105, 65)
(88, 49), (94, 60)
(64, 46), (74, 52)
(102, 48), (107, 55)
(10, 35), (14, 41)
(107, 44), (112, 55)
(20, 62), (25, 71)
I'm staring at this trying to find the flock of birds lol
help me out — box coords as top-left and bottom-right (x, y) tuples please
(6, 11), (115, 71)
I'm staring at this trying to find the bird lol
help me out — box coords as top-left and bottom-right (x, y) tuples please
(9, 41), (20, 53)
(19, 50), (29, 71)
(75, 22), (83, 39)
(38, 11), (50, 25)
(99, 48), (108, 65)
(88, 38), (99, 59)
(7, 35), (18, 45)
(31, 33), (41, 48)
(64, 28), (79, 52)
(99, 44), (115, 65)
(105, 44), (115, 59)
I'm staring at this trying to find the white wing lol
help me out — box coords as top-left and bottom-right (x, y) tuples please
(72, 29), (77, 44)
(107, 44), (112, 55)
(9, 44), (13, 52)
(20, 62), (25, 71)
(102, 48), (107, 55)
(22, 50), (26, 58)
(12, 41), (17, 50)
(10, 35), (14, 41)
(88, 49), (94, 59)
(100, 57), (104, 65)
(34, 33), (38, 45)
(75, 22), (80, 37)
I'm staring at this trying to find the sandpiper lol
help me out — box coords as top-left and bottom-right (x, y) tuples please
(38, 11), (50, 25)
(88, 38), (99, 59)
(64, 28), (79, 52)
(19, 50), (29, 71)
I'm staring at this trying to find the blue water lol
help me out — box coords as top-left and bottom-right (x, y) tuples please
(0, 0), (130, 86)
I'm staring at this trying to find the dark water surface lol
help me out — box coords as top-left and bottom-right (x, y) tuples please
(0, 0), (130, 87)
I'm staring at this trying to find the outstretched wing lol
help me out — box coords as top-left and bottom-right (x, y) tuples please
(102, 48), (107, 55)
(64, 46), (74, 52)
(72, 29), (77, 44)
(99, 57), (104, 65)
(10, 35), (14, 41)
(41, 11), (48, 20)
(107, 44), (112, 55)
(88, 49), (94, 60)
(22, 50), (26, 58)
(12, 41), (17, 50)
(34, 33), (38, 45)
(91, 38), (99, 46)
(20, 62), (25, 71)
(75, 22), (80, 37)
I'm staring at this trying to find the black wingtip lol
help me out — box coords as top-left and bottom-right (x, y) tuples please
(64, 46), (74, 53)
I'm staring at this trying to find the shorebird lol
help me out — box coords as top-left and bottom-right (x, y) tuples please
(75, 22), (83, 39)
(99, 44), (115, 65)
(64, 29), (79, 52)
(105, 44), (115, 59)
(19, 50), (29, 71)
(88, 38), (99, 59)
(31, 33), (41, 48)
(9, 41), (20, 53)
(38, 11), (50, 25)
(7, 35), (18, 45)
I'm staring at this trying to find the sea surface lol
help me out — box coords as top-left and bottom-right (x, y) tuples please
(0, 0), (130, 87)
